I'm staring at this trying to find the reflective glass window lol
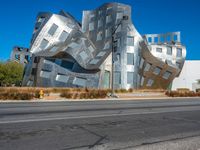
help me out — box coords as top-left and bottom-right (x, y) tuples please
(127, 72), (134, 84)
(48, 23), (58, 36)
(39, 39), (49, 49)
(127, 53), (134, 65)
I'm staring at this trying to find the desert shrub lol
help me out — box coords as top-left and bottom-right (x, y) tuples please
(128, 88), (133, 92)
(34, 90), (40, 98)
(120, 89), (128, 93)
(177, 88), (190, 92)
(84, 87), (89, 92)
(0, 92), (34, 100)
(60, 92), (73, 99)
(89, 89), (108, 98)
(73, 93), (79, 99)
(60, 89), (108, 99)
(166, 90), (200, 97)
(197, 92), (200, 97)
(196, 89), (200, 93)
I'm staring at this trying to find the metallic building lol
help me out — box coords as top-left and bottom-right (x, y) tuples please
(10, 46), (31, 66)
(22, 3), (186, 89)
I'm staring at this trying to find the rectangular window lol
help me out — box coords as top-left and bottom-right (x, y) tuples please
(114, 72), (121, 84)
(167, 46), (172, 55)
(68, 42), (79, 49)
(98, 19), (103, 28)
(25, 55), (30, 62)
(116, 24), (121, 33)
(97, 31), (103, 41)
(38, 17), (45, 23)
(141, 76), (144, 86)
(59, 31), (69, 42)
(55, 59), (62, 65)
(89, 14), (95, 21)
(48, 23), (58, 36)
(61, 61), (74, 70)
(176, 62), (181, 68)
(127, 53), (134, 65)
(27, 80), (33, 86)
(105, 29), (111, 38)
(107, 7), (112, 11)
(146, 79), (154, 87)
(162, 71), (172, 79)
(116, 53), (120, 63)
(117, 38), (121, 47)
(116, 12), (123, 20)
(153, 67), (161, 75)
(127, 72), (134, 84)
(156, 48), (162, 53)
(65, 25), (72, 33)
(73, 77), (87, 87)
(89, 22), (94, 31)
(144, 63), (151, 71)
(88, 45), (95, 52)
(106, 15), (112, 24)
(104, 41), (110, 49)
(40, 70), (51, 79)
(39, 39), (49, 50)
(89, 59), (99, 65)
(15, 54), (20, 60)
(98, 10), (102, 16)
(79, 51), (88, 60)
(177, 48), (182, 57)
(56, 75), (69, 83)
(97, 51), (106, 57)
(50, 46), (59, 52)
(139, 58), (144, 69)
(127, 36), (134, 46)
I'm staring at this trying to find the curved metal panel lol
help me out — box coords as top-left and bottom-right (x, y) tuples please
(22, 3), (187, 89)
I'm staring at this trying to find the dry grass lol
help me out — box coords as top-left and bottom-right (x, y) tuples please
(0, 87), (167, 100)
(165, 91), (200, 97)
(0, 88), (35, 100)
(60, 89), (108, 99)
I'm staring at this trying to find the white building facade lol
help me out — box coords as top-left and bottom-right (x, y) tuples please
(172, 60), (200, 91)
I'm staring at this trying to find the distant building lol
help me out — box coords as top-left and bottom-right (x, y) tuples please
(22, 3), (186, 89)
(10, 46), (31, 66)
(172, 60), (200, 91)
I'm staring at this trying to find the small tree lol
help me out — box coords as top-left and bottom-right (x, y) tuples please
(0, 61), (24, 86)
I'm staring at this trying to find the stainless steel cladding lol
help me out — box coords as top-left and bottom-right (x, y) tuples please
(22, 3), (186, 89)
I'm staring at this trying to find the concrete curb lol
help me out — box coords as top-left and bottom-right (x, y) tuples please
(0, 96), (200, 103)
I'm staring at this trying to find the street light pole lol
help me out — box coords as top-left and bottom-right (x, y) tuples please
(110, 15), (129, 98)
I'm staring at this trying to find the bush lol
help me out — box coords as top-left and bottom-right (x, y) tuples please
(128, 88), (133, 92)
(165, 90), (200, 97)
(0, 92), (34, 100)
(60, 89), (108, 99)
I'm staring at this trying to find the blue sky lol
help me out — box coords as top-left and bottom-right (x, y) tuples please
(0, 0), (200, 60)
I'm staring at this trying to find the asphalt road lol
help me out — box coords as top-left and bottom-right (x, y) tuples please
(0, 98), (200, 150)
